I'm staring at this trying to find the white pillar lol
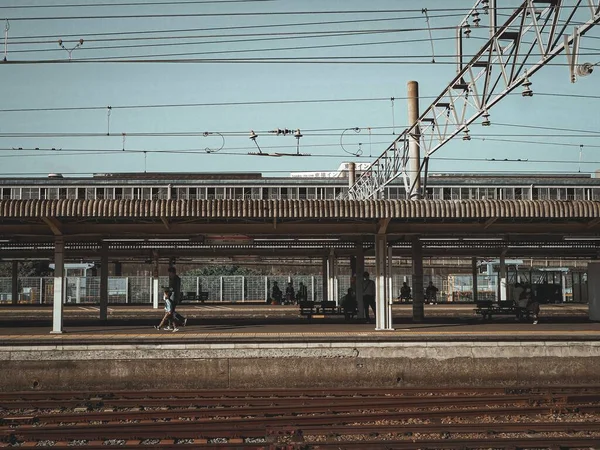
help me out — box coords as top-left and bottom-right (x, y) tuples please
(499, 252), (507, 302)
(75, 277), (81, 304)
(264, 276), (268, 302)
(322, 257), (328, 302)
(388, 246), (394, 306)
(125, 277), (129, 304)
(311, 276), (315, 302)
(588, 262), (600, 321)
(241, 276), (245, 303)
(152, 258), (159, 309)
(219, 276), (223, 302)
(51, 238), (65, 334)
(375, 233), (393, 330)
(327, 250), (336, 303)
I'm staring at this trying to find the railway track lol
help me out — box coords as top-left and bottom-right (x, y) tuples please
(1, 387), (600, 448)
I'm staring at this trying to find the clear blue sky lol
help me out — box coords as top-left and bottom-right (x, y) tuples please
(0, 0), (599, 178)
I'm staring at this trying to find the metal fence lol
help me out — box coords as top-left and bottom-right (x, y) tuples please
(0, 274), (588, 304)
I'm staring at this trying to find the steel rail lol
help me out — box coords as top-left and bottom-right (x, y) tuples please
(6, 404), (600, 428)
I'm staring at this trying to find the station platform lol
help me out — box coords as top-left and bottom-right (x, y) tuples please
(1, 303), (599, 392)
(0, 303), (596, 344)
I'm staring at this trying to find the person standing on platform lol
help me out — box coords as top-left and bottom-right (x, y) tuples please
(362, 271), (376, 323)
(297, 281), (308, 303)
(168, 267), (187, 327)
(155, 288), (179, 332)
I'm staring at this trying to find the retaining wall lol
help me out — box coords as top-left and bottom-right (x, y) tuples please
(1, 341), (599, 391)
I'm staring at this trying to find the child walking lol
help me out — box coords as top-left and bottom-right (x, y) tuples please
(155, 288), (179, 332)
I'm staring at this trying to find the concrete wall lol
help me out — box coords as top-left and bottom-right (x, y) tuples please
(1, 341), (599, 391)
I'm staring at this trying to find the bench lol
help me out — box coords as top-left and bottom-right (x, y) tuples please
(474, 300), (530, 320)
(181, 291), (209, 303)
(299, 301), (356, 321)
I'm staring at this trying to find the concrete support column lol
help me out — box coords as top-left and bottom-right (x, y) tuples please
(412, 237), (424, 322)
(321, 256), (328, 302)
(588, 262), (600, 321)
(472, 257), (478, 303)
(499, 252), (507, 302)
(355, 241), (365, 319)
(99, 242), (109, 320)
(375, 234), (393, 330)
(407, 80), (421, 199)
(327, 250), (336, 304)
(11, 260), (18, 305)
(51, 238), (65, 334)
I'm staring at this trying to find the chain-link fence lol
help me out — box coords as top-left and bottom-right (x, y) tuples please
(0, 273), (585, 305)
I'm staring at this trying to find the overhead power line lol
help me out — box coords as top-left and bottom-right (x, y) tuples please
(3, 7), (537, 21)
(0, 0), (276, 8)
(0, 92), (597, 115)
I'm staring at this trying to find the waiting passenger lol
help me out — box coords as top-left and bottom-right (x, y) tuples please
(399, 282), (412, 303)
(271, 282), (283, 305)
(341, 288), (357, 320)
(297, 282), (308, 303)
(425, 281), (439, 305)
(285, 281), (296, 305)
(362, 271), (376, 323)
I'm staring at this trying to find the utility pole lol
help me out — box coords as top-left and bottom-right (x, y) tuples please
(407, 81), (421, 200)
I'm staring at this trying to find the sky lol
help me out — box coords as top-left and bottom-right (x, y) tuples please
(0, 0), (599, 178)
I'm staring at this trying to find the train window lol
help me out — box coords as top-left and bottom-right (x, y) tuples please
(105, 188), (114, 200)
(189, 188), (197, 200)
(40, 188), (46, 200)
(280, 187), (288, 199)
(306, 187), (316, 199)
(215, 187), (225, 199)
(96, 188), (104, 199)
(2, 188), (10, 199)
(424, 187), (433, 199)
(592, 188), (600, 200)
(251, 187), (261, 199)
(442, 188), (451, 200)
(21, 188), (39, 200)
(232, 187), (244, 199)
(59, 188), (67, 200)
(299, 187), (307, 199)
(177, 188), (187, 200)
(115, 188), (123, 199)
(142, 188), (151, 200)
(325, 188), (335, 199)
(77, 188), (86, 199)
(85, 188), (95, 199)
(243, 188), (251, 199)
(207, 187), (215, 199)
(388, 187), (398, 199)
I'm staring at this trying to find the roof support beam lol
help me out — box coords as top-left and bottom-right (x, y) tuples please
(42, 217), (63, 236)
(160, 217), (170, 230)
(484, 217), (498, 229)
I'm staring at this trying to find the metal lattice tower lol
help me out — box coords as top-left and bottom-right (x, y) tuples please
(348, 0), (600, 200)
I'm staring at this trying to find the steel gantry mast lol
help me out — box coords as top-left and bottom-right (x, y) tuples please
(347, 0), (600, 200)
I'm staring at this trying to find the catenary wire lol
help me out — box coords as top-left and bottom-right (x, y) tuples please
(0, 92), (597, 114)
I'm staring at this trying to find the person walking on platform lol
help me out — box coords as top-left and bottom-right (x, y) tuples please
(155, 288), (179, 332)
(362, 271), (376, 323)
(168, 267), (187, 327)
